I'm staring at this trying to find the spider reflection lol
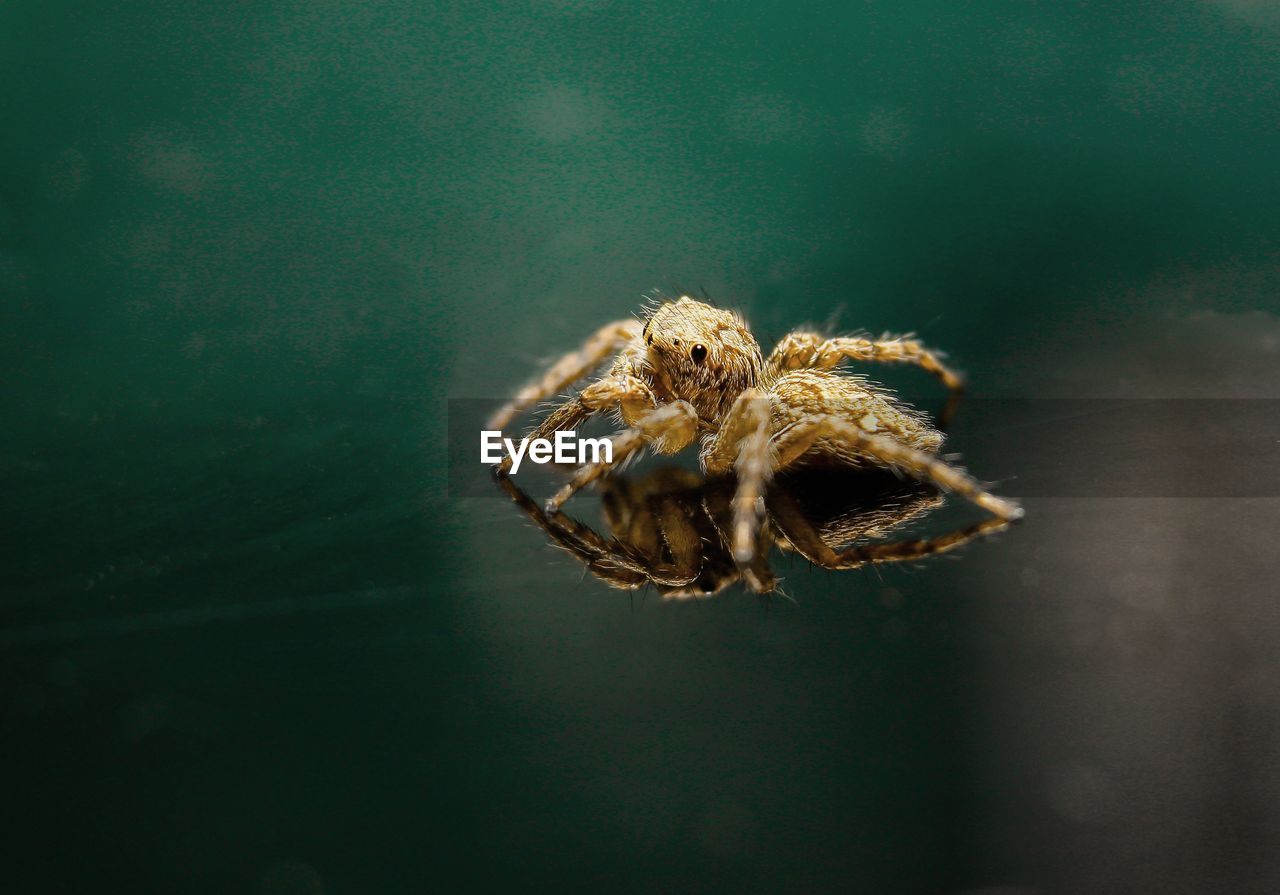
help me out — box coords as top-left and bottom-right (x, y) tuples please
(496, 466), (1011, 598)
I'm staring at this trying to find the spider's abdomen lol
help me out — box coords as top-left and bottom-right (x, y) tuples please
(769, 370), (943, 455)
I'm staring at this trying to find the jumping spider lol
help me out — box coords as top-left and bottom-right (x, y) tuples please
(498, 465), (1012, 597)
(489, 295), (1022, 577)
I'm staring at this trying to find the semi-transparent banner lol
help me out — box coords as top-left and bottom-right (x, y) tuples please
(447, 398), (1280, 499)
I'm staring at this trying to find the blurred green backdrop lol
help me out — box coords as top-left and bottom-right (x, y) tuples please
(2, 2), (1279, 893)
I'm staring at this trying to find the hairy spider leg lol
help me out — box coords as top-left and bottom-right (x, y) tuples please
(494, 374), (659, 475)
(544, 401), (699, 512)
(487, 318), (642, 431)
(772, 414), (1022, 520)
(710, 405), (1021, 575)
(699, 472), (778, 594)
(767, 332), (965, 394)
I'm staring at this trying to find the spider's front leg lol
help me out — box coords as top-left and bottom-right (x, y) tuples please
(494, 374), (658, 476)
(767, 331), (965, 394)
(487, 318), (643, 431)
(701, 389), (777, 584)
(544, 398), (699, 513)
(700, 470), (778, 594)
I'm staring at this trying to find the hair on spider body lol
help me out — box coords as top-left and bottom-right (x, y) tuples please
(488, 293), (1022, 578)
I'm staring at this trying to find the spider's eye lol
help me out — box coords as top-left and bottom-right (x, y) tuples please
(690, 344), (708, 364)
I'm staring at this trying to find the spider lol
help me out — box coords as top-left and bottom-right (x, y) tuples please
(498, 464), (1012, 596)
(488, 295), (1022, 571)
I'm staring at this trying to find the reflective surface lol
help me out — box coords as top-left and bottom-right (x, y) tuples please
(497, 465), (1011, 597)
(4, 2), (1280, 892)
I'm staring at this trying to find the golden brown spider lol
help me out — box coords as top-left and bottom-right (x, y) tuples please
(488, 295), (1022, 572)
(497, 464), (1012, 596)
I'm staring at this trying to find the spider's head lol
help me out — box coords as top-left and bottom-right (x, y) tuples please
(641, 296), (762, 422)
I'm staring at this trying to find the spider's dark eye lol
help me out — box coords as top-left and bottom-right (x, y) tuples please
(690, 343), (708, 364)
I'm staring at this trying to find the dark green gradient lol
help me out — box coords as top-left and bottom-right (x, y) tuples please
(3, 3), (1278, 892)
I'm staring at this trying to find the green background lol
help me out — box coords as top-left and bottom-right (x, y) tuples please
(3, 2), (1279, 892)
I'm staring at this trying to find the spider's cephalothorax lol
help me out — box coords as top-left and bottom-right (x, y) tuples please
(638, 297), (763, 423)
(489, 294), (1022, 583)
